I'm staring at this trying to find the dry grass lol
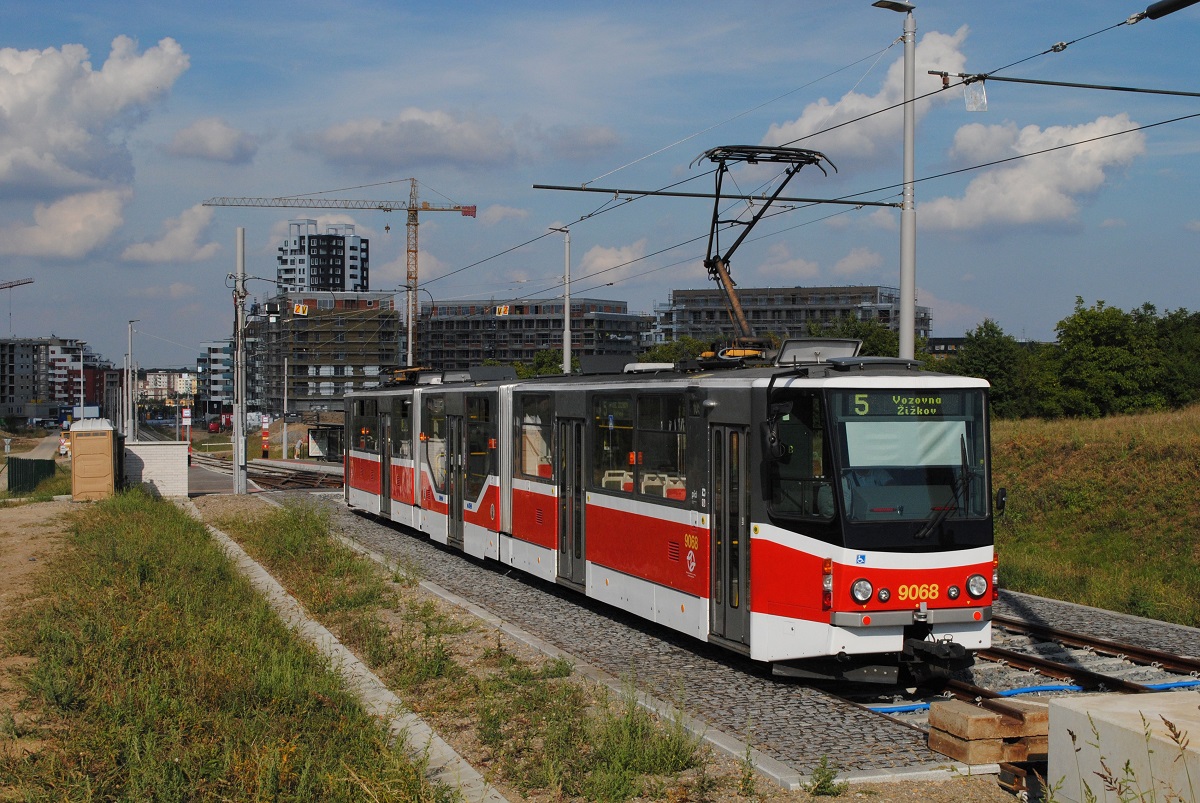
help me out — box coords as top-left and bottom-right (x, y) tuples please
(992, 403), (1200, 625)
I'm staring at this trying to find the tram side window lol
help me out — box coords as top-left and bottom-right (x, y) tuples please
(422, 395), (447, 494)
(391, 398), (412, 459)
(465, 395), (494, 499)
(636, 395), (687, 500)
(352, 399), (378, 452)
(769, 393), (834, 519)
(516, 394), (553, 480)
(592, 395), (634, 493)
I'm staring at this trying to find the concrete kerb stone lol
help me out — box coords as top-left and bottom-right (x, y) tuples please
(329, 529), (980, 791)
(179, 500), (508, 803)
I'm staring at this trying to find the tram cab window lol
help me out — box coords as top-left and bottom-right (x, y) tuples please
(766, 393), (834, 520)
(636, 395), (687, 499)
(465, 395), (494, 499)
(516, 394), (553, 480)
(391, 398), (412, 459)
(422, 395), (447, 493)
(592, 395), (634, 492)
(352, 399), (378, 452)
(830, 389), (988, 523)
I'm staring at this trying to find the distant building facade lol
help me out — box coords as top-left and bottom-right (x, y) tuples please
(1, 337), (111, 421)
(246, 291), (400, 413)
(197, 340), (233, 418)
(651, 285), (932, 345)
(276, 219), (369, 292)
(415, 297), (650, 371)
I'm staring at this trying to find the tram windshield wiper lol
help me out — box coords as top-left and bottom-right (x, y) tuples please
(915, 435), (972, 541)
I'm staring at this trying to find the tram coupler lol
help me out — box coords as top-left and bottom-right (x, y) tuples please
(899, 637), (974, 686)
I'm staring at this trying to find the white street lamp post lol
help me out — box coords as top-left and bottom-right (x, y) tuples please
(874, 0), (917, 360)
(550, 227), (571, 374)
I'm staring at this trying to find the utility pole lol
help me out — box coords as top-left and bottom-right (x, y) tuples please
(233, 228), (248, 495)
(550, 227), (571, 373)
(126, 321), (138, 440)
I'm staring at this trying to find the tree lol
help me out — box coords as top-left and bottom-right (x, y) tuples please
(639, 336), (709, 364)
(1051, 298), (1168, 417)
(942, 319), (1040, 419)
(805, 317), (900, 358)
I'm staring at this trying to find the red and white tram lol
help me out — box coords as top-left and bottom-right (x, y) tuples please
(344, 340), (1001, 684)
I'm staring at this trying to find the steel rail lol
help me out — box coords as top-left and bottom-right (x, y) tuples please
(992, 614), (1200, 675)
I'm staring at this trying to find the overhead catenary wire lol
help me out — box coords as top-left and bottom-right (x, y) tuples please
(427, 8), (1198, 305)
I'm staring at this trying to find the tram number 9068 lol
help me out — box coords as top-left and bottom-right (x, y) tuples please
(896, 583), (939, 602)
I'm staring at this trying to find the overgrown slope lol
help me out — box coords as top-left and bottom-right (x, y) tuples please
(992, 404), (1200, 627)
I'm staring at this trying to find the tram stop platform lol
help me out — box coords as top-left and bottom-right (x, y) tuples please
(1048, 690), (1200, 803)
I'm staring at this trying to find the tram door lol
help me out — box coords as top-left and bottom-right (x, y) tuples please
(710, 425), (750, 646)
(556, 419), (586, 587)
(379, 412), (392, 518)
(446, 415), (465, 549)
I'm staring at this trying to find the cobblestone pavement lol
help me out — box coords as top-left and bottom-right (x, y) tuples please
(317, 499), (943, 776)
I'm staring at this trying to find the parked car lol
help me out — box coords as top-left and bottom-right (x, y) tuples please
(208, 420), (221, 433)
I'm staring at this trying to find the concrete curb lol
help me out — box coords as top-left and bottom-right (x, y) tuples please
(180, 500), (509, 803)
(329, 527), (989, 790)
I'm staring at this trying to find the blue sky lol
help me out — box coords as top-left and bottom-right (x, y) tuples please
(2, 1), (1197, 366)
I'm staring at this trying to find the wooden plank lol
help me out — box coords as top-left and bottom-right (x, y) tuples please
(929, 728), (1050, 764)
(929, 699), (1049, 739)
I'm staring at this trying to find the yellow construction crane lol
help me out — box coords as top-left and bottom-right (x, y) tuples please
(1, 277), (34, 336)
(203, 178), (475, 365)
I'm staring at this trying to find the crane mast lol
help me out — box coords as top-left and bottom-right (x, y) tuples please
(203, 180), (475, 366)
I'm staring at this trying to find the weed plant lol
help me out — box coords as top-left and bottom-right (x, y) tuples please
(219, 501), (703, 800)
(0, 489), (454, 801)
(992, 404), (1200, 626)
(0, 462), (70, 502)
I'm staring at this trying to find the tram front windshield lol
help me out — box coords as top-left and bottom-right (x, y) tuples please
(828, 389), (988, 524)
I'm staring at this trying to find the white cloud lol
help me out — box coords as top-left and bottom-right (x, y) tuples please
(0, 36), (189, 196)
(122, 204), (221, 263)
(298, 108), (520, 172)
(131, 282), (198, 300)
(833, 246), (884, 277)
(0, 189), (130, 258)
(1099, 218), (1127, 228)
(579, 240), (649, 287)
(480, 205), (530, 226)
(749, 242), (819, 283)
(1186, 220), (1200, 232)
(168, 118), (259, 164)
(761, 28), (969, 165)
(919, 287), (988, 338)
(923, 114), (1146, 230)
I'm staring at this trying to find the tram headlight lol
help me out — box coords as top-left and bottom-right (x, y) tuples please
(966, 574), (989, 599)
(850, 579), (873, 604)
(876, 588), (891, 603)
(947, 585), (961, 600)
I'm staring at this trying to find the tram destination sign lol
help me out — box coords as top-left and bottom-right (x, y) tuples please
(838, 391), (964, 418)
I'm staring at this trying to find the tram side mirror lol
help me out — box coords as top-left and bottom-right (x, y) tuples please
(995, 487), (1007, 517)
(762, 419), (786, 462)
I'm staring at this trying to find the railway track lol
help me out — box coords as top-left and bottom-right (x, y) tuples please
(190, 452), (342, 490)
(853, 613), (1200, 732)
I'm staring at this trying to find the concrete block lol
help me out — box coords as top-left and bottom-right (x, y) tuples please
(1048, 691), (1200, 803)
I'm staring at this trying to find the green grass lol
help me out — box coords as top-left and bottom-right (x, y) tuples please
(0, 462), (71, 502)
(0, 490), (456, 801)
(217, 500), (702, 800)
(993, 404), (1200, 626)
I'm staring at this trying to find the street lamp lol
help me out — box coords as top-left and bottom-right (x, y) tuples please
(403, 284), (436, 368)
(873, 0), (917, 360)
(549, 227), (571, 374)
